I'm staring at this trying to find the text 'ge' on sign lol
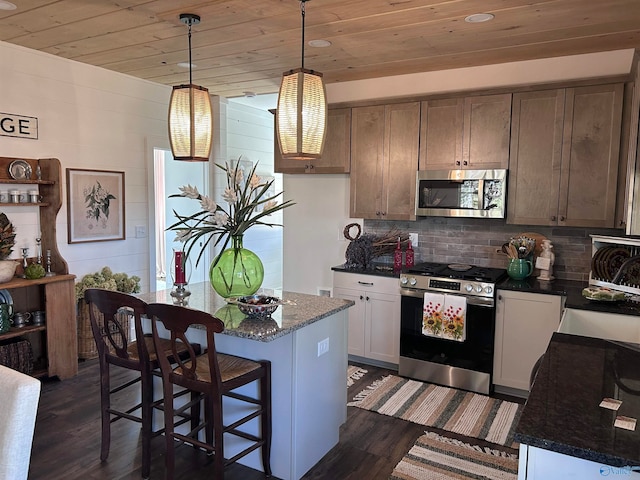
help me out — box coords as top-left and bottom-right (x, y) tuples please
(0, 113), (38, 140)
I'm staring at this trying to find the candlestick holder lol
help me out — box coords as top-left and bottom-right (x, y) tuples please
(170, 249), (192, 305)
(45, 249), (56, 277)
(21, 248), (29, 278)
(35, 237), (42, 264)
(170, 284), (191, 305)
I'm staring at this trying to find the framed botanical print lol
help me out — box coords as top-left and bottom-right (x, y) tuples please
(66, 168), (125, 243)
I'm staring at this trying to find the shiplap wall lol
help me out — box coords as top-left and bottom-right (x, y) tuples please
(1, 41), (282, 294)
(0, 40), (169, 292)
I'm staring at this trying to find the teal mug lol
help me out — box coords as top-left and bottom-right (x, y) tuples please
(507, 258), (533, 280)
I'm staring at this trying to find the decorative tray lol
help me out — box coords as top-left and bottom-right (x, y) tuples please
(227, 295), (295, 318)
(582, 287), (627, 302)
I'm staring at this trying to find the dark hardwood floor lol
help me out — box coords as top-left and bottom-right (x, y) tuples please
(29, 360), (522, 480)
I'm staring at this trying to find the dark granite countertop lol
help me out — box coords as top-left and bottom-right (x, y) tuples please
(497, 276), (580, 296)
(498, 276), (640, 317)
(515, 332), (640, 468)
(331, 263), (401, 278)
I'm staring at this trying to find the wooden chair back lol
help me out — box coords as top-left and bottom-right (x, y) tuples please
(147, 302), (224, 390)
(84, 288), (148, 368)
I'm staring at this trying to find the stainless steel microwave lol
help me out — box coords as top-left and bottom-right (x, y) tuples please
(415, 169), (507, 218)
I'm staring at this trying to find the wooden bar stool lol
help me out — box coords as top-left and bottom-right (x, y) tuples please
(84, 289), (201, 479)
(147, 302), (272, 480)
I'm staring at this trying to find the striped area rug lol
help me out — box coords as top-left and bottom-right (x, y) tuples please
(348, 375), (522, 447)
(390, 431), (518, 480)
(347, 365), (368, 387)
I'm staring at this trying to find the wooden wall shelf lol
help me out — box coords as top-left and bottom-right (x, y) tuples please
(0, 157), (77, 380)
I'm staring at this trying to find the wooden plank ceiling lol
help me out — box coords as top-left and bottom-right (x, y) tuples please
(1, 0), (640, 99)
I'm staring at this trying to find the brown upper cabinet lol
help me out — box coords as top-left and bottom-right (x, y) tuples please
(419, 94), (511, 170)
(350, 102), (420, 220)
(508, 84), (624, 227)
(274, 108), (351, 174)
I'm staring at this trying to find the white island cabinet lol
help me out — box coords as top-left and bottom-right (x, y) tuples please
(138, 285), (354, 480)
(333, 271), (401, 367)
(519, 445), (640, 479)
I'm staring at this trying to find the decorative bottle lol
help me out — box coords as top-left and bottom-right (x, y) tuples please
(393, 237), (403, 271)
(405, 239), (414, 268)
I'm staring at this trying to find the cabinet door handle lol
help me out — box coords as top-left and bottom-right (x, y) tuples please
(551, 215), (556, 221)
(358, 281), (374, 286)
(359, 295), (364, 301)
(456, 161), (461, 166)
(381, 211), (386, 216)
(497, 295), (502, 301)
(463, 161), (468, 166)
(620, 220), (626, 227)
(365, 296), (370, 301)
(376, 211), (380, 216)
(559, 215), (565, 221)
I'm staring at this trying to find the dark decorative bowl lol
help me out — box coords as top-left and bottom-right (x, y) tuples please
(231, 295), (280, 318)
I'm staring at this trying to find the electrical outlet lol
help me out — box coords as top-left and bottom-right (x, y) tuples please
(135, 225), (147, 238)
(317, 288), (332, 297)
(317, 338), (329, 357)
(409, 232), (419, 247)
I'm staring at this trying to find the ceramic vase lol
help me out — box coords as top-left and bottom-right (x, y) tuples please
(209, 235), (264, 298)
(507, 258), (533, 280)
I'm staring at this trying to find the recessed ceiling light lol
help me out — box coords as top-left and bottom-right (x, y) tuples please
(308, 39), (332, 48)
(177, 62), (196, 69)
(0, 1), (17, 10)
(464, 13), (494, 23)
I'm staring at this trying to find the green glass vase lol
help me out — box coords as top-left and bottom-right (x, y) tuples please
(209, 235), (264, 298)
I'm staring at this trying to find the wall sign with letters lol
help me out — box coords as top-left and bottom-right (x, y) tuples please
(0, 113), (38, 139)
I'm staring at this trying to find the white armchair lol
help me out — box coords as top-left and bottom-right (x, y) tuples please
(0, 365), (41, 480)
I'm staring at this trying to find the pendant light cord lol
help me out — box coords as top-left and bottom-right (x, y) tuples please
(188, 20), (193, 85)
(300, 0), (306, 70)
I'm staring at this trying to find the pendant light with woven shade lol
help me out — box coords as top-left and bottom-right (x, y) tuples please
(168, 13), (212, 162)
(276, 0), (327, 160)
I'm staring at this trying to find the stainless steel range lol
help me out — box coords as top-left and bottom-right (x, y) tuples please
(399, 262), (506, 395)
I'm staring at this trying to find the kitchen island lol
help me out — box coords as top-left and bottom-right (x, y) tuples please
(515, 332), (640, 479)
(138, 283), (354, 480)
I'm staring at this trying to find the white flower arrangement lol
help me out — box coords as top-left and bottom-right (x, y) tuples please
(167, 160), (295, 267)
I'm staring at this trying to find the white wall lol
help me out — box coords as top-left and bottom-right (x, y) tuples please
(283, 49), (635, 294)
(0, 40), (170, 292)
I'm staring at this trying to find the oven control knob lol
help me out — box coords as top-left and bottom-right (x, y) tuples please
(476, 285), (483, 293)
(400, 276), (408, 285)
(409, 277), (417, 286)
(465, 284), (474, 293)
(485, 286), (493, 294)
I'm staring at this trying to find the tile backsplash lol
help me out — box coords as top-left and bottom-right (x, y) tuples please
(364, 217), (625, 282)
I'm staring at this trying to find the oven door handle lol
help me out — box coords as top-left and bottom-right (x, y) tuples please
(400, 288), (495, 307)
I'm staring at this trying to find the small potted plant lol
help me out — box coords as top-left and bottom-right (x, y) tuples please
(75, 267), (141, 359)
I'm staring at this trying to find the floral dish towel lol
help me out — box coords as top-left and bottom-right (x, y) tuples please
(422, 293), (466, 342)
(422, 292), (444, 338)
(442, 294), (466, 342)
